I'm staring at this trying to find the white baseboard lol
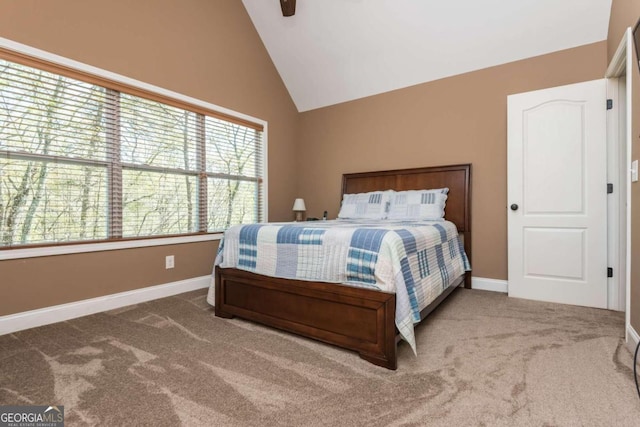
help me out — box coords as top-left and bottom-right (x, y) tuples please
(0, 275), (212, 336)
(472, 277), (508, 293)
(627, 323), (639, 353)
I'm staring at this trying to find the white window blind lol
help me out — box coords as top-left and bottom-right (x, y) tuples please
(0, 54), (265, 248)
(205, 117), (263, 232)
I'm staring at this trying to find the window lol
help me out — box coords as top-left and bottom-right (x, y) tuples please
(0, 52), (265, 248)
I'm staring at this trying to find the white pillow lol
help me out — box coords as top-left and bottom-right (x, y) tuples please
(338, 190), (392, 219)
(387, 189), (448, 220)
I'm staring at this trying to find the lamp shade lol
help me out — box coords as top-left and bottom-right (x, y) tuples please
(292, 198), (306, 211)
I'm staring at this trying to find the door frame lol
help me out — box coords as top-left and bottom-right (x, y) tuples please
(605, 29), (632, 329)
(605, 68), (626, 312)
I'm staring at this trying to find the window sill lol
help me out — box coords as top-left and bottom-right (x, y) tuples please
(0, 233), (223, 261)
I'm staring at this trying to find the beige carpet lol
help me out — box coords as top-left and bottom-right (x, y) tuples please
(1, 288), (639, 426)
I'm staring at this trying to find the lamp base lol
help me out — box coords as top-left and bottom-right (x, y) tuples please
(295, 211), (303, 222)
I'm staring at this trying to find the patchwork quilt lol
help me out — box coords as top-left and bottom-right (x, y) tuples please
(210, 219), (470, 354)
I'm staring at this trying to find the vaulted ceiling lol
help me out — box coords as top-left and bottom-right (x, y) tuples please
(242, 0), (612, 112)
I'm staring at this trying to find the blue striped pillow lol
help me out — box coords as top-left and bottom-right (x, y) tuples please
(387, 188), (448, 220)
(338, 190), (392, 219)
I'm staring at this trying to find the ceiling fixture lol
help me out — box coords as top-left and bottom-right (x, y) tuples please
(280, 0), (296, 17)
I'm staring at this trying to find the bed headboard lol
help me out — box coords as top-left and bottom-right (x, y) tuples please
(342, 164), (472, 287)
(341, 164), (471, 232)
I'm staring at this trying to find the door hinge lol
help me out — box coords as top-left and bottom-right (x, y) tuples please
(608, 267), (613, 278)
(607, 183), (613, 194)
(607, 99), (613, 110)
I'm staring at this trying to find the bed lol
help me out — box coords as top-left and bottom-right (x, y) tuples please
(209, 164), (472, 369)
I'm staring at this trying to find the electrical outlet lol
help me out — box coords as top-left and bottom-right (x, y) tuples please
(165, 255), (175, 269)
(632, 160), (639, 183)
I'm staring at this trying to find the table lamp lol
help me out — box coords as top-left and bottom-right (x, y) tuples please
(292, 198), (306, 221)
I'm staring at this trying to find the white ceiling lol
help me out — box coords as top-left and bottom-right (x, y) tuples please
(242, 0), (612, 112)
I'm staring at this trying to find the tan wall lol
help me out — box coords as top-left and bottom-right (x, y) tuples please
(0, 0), (298, 315)
(1, 242), (217, 314)
(607, 0), (640, 63)
(607, 0), (640, 331)
(297, 42), (607, 280)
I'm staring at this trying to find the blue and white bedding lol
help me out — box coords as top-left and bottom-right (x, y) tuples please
(207, 219), (470, 354)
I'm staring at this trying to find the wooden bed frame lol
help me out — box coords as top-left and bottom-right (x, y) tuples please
(215, 164), (472, 370)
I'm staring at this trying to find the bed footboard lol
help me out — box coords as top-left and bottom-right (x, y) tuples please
(215, 267), (398, 369)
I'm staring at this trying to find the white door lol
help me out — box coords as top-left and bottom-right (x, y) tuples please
(507, 79), (607, 308)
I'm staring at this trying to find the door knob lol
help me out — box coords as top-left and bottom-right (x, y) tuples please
(510, 204), (519, 211)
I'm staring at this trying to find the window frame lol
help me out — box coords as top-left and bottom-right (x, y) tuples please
(0, 37), (268, 261)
